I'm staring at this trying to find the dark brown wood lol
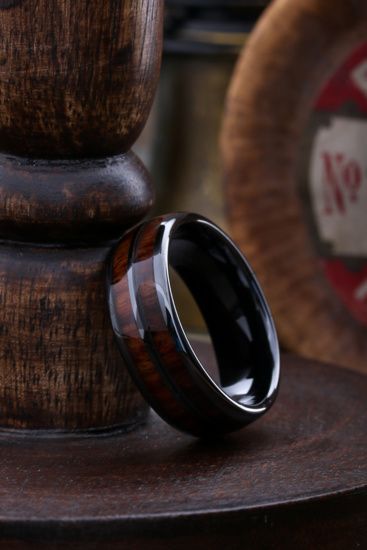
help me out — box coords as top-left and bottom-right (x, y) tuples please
(221, 0), (367, 372)
(0, 152), (153, 243)
(0, 1), (164, 431)
(0, 242), (149, 431)
(0, 348), (365, 549)
(0, 0), (163, 158)
(110, 220), (203, 436)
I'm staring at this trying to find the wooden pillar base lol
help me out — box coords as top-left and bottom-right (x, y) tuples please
(0, 0), (163, 433)
(0, 152), (153, 432)
(0, 343), (365, 549)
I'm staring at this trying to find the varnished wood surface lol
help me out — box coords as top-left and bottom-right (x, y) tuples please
(221, 0), (367, 372)
(0, 152), (153, 243)
(0, 0), (163, 158)
(110, 218), (231, 436)
(0, 1), (163, 429)
(110, 221), (206, 436)
(0, 348), (365, 548)
(0, 242), (148, 431)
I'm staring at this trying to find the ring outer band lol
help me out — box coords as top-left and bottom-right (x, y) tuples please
(107, 212), (280, 437)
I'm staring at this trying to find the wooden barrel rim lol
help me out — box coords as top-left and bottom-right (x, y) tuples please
(221, 0), (367, 372)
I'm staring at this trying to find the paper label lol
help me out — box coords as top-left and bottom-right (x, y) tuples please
(302, 42), (367, 326)
(309, 116), (367, 257)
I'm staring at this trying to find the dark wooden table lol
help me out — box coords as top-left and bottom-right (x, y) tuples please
(0, 348), (365, 549)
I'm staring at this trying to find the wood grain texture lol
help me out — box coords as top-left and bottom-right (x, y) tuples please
(0, 152), (153, 243)
(221, 0), (367, 372)
(0, 349), (364, 549)
(0, 0), (163, 158)
(0, 1), (163, 430)
(0, 158), (152, 430)
(110, 219), (236, 436)
(110, 223), (203, 436)
(0, 243), (149, 431)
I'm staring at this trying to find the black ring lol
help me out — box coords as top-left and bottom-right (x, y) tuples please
(108, 213), (280, 437)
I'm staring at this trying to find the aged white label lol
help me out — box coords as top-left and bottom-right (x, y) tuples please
(309, 116), (367, 257)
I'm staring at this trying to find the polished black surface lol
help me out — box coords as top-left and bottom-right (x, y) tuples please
(169, 217), (279, 407)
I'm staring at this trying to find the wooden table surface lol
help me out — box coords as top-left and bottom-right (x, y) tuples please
(0, 349), (365, 549)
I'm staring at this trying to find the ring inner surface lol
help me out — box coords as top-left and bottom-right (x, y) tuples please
(169, 221), (277, 407)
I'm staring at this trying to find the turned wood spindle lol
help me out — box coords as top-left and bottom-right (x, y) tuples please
(0, 0), (163, 432)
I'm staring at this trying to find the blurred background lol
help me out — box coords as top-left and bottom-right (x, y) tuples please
(135, 1), (268, 333)
(135, 1), (268, 228)
(134, 0), (367, 373)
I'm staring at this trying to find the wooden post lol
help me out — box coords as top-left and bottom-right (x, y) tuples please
(0, 0), (163, 432)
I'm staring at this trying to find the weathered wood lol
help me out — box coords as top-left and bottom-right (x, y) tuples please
(0, 0), (163, 431)
(0, 349), (365, 548)
(0, 242), (150, 431)
(221, 0), (367, 373)
(0, 0), (163, 158)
